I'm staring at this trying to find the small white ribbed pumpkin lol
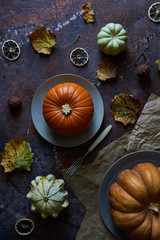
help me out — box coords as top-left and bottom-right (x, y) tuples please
(97, 23), (127, 55)
(26, 174), (69, 219)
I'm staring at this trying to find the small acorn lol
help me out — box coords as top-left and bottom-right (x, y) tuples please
(136, 64), (151, 78)
(8, 96), (22, 112)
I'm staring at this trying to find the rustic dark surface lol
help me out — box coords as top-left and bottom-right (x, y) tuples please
(0, 0), (160, 239)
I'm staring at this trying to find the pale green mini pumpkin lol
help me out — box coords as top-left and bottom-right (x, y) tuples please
(26, 174), (69, 219)
(97, 23), (127, 55)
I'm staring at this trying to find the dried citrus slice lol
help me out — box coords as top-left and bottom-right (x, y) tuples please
(70, 48), (89, 66)
(15, 218), (34, 235)
(2, 40), (20, 61)
(148, 2), (160, 22)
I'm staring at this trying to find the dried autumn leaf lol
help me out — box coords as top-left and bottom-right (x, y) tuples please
(97, 58), (117, 81)
(110, 93), (143, 125)
(82, 2), (95, 23)
(156, 60), (160, 70)
(1, 136), (34, 173)
(28, 27), (57, 54)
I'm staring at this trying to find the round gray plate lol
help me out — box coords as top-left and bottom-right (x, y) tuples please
(31, 73), (104, 147)
(98, 150), (160, 240)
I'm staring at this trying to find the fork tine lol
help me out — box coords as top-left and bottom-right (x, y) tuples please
(67, 160), (81, 176)
(67, 161), (78, 173)
(67, 163), (79, 175)
(68, 164), (79, 175)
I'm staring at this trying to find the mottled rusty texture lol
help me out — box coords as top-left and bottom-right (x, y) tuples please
(0, 0), (160, 239)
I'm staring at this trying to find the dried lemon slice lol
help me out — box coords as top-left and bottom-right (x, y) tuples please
(148, 2), (160, 22)
(2, 40), (20, 61)
(70, 48), (89, 66)
(15, 218), (34, 235)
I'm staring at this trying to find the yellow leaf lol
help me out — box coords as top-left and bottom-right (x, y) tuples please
(28, 27), (57, 54)
(82, 2), (95, 23)
(1, 136), (34, 173)
(156, 60), (160, 70)
(96, 58), (117, 81)
(110, 93), (143, 125)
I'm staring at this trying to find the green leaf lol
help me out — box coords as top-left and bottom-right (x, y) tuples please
(1, 136), (34, 173)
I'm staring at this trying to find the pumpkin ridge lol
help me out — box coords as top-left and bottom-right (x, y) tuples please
(71, 95), (93, 107)
(43, 110), (61, 117)
(48, 189), (64, 199)
(47, 200), (59, 211)
(133, 163), (160, 201)
(48, 199), (65, 209)
(117, 169), (149, 204)
(45, 112), (62, 124)
(103, 27), (112, 35)
(110, 209), (147, 230)
(47, 89), (62, 105)
(72, 107), (94, 115)
(46, 179), (57, 196)
(65, 116), (78, 132)
(68, 114), (82, 129)
(32, 182), (44, 197)
(43, 97), (60, 106)
(65, 83), (80, 104)
(34, 199), (45, 210)
(43, 106), (61, 113)
(132, 169), (150, 202)
(72, 110), (93, 121)
(54, 86), (65, 104)
(60, 82), (77, 104)
(105, 41), (114, 53)
(42, 178), (54, 196)
(62, 82), (73, 104)
(69, 88), (87, 105)
(71, 111), (91, 124)
(125, 213), (152, 240)
(30, 190), (43, 198)
(109, 183), (144, 213)
(51, 115), (65, 130)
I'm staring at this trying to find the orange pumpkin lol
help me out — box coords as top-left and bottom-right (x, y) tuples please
(43, 82), (94, 136)
(109, 162), (160, 240)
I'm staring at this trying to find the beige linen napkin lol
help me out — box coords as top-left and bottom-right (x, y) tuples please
(63, 93), (160, 240)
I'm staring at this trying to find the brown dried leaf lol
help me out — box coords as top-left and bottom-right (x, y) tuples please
(156, 60), (160, 70)
(28, 27), (57, 54)
(110, 93), (143, 125)
(82, 2), (95, 23)
(97, 58), (117, 81)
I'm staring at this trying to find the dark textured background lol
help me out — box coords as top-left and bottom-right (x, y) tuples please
(0, 0), (160, 239)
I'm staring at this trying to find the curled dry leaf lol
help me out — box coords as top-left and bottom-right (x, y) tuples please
(1, 136), (34, 173)
(110, 93), (143, 125)
(28, 27), (57, 54)
(96, 58), (117, 81)
(156, 60), (160, 70)
(82, 2), (95, 23)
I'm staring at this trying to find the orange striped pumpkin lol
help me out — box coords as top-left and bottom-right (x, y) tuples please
(43, 82), (94, 136)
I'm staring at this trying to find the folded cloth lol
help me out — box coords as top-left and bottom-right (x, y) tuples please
(63, 93), (160, 240)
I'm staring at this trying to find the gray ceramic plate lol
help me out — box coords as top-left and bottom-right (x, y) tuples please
(98, 150), (160, 240)
(31, 73), (104, 147)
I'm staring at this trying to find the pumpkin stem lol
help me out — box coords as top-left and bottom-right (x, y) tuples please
(62, 103), (72, 115)
(148, 202), (160, 213)
(43, 197), (48, 202)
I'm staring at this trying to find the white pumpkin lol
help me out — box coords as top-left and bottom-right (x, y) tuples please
(26, 174), (69, 219)
(97, 23), (127, 55)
